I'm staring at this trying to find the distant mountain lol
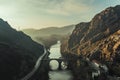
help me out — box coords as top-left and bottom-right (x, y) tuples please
(23, 25), (75, 37)
(22, 25), (75, 49)
(61, 5), (120, 79)
(0, 18), (44, 80)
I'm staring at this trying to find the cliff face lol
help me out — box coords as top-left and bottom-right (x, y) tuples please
(0, 19), (44, 80)
(61, 5), (120, 77)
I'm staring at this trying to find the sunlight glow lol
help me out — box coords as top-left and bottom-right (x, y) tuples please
(0, 0), (119, 29)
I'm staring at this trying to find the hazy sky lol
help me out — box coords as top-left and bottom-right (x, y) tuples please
(0, 0), (119, 29)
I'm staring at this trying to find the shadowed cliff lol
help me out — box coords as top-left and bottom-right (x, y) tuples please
(0, 19), (44, 80)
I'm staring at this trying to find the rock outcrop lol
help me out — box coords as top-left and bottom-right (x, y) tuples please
(61, 5), (120, 79)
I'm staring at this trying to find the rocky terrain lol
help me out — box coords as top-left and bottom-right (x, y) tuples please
(0, 19), (44, 80)
(61, 5), (120, 80)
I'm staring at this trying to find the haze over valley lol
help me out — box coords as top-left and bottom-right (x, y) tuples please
(0, 0), (120, 80)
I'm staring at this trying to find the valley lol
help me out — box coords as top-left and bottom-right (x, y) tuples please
(0, 4), (120, 80)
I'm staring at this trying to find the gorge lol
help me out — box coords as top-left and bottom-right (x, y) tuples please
(0, 4), (120, 80)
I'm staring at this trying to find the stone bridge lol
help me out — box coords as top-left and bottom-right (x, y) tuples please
(42, 57), (68, 70)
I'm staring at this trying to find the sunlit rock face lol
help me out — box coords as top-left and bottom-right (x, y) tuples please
(0, 19), (44, 80)
(61, 5), (120, 78)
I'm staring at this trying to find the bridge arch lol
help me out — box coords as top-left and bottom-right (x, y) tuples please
(49, 58), (68, 70)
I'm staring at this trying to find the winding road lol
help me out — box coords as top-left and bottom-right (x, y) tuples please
(21, 48), (48, 80)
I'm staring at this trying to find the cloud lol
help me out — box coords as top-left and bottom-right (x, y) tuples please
(61, 0), (91, 14)
(0, 0), (94, 16)
(37, 0), (93, 16)
(52, 0), (93, 15)
(12, 0), (93, 16)
(0, 0), (119, 29)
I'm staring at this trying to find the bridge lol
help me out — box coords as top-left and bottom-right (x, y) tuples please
(42, 57), (70, 70)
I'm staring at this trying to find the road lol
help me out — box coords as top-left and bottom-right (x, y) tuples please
(21, 48), (48, 80)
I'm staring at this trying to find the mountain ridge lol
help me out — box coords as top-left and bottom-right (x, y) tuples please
(23, 24), (75, 37)
(61, 5), (120, 79)
(0, 18), (44, 80)
(22, 24), (75, 49)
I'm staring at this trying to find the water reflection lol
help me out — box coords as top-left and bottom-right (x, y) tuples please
(49, 71), (72, 80)
(49, 60), (59, 70)
(49, 41), (73, 80)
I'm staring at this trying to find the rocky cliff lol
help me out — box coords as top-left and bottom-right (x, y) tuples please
(61, 5), (120, 79)
(0, 19), (44, 80)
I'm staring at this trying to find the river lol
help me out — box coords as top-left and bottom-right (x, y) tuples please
(49, 41), (73, 80)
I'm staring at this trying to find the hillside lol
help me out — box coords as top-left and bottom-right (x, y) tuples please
(23, 25), (74, 37)
(22, 25), (75, 49)
(61, 5), (120, 79)
(0, 18), (44, 80)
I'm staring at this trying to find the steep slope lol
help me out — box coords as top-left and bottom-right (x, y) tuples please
(0, 18), (44, 57)
(0, 19), (44, 80)
(61, 5), (120, 79)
